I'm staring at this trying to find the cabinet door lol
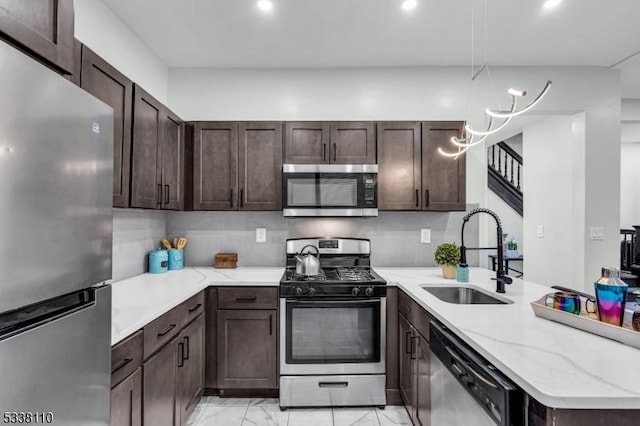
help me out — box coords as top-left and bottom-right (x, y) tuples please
(161, 109), (185, 210)
(205, 288), (217, 388)
(377, 122), (422, 210)
(330, 122), (376, 164)
(192, 122), (238, 210)
(131, 85), (163, 209)
(398, 314), (416, 420)
(111, 367), (142, 426)
(238, 122), (283, 210)
(177, 315), (205, 425)
(143, 338), (179, 426)
(415, 334), (430, 426)
(422, 122), (466, 211)
(217, 309), (277, 389)
(0, 0), (74, 73)
(80, 46), (133, 208)
(284, 122), (329, 164)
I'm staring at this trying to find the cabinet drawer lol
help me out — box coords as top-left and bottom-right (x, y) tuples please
(143, 305), (184, 360)
(398, 290), (430, 341)
(217, 287), (278, 310)
(398, 290), (414, 319)
(111, 330), (143, 388)
(181, 291), (205, 328)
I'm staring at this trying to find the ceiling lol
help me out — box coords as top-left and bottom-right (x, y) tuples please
(104, 0), (640, 94)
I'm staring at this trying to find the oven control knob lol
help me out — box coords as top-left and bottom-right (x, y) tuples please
(295, 287), (304, 296)
(308, 287), (317, 296)
(365, 287), (374, 297)
(352, 287), (361, 296)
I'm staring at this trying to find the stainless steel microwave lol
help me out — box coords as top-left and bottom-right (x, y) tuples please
(282, 164), (378, 217)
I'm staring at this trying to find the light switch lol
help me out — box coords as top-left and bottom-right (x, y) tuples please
(420, 229), (431, 244)
(256, 228), (267, 243)
(536, 225), (544, 238)
(590, 227), (604, 241)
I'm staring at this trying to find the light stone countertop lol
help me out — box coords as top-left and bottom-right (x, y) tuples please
(376, 267), (640, 410)
(111, 266), (640, 409)
(111, 267), (284, 346)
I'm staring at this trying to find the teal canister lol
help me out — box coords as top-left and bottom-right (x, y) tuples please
(456, 263), (469, 283)
(594, 266), (628, 326)
(149, 249), (169, 274)
(168, 249), (184, 270)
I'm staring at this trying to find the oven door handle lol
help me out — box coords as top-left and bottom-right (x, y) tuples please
(284, 298), (381, 305)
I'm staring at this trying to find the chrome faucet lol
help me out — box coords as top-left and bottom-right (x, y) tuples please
(460, 208), (513, 293)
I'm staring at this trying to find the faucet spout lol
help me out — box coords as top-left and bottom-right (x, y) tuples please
(460, 208), (512, 293)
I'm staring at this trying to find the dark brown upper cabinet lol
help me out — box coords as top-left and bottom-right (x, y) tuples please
(284, 121), (329, 164)
(377, 122), (422, 210)
(131, 85), (184, 210)
(285, 121), (376, 164)
(330, 122), (376, 164)
(0, 0), (74, 74)
(238, 122), (283, 210)
(192, 122), (238, 210)
(65, 39), (82, 87)
(190, 122), (282, 211)
(377, 121), (465, 211)
(422, 122), (466, 211)
(80, 46), (133, 208)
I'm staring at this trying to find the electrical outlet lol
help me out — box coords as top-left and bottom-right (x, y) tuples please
(420, 228), (431, 244)
(590, 226), (604, 241)
(256, 227), (266, 243)
(536, 225), (544, 238)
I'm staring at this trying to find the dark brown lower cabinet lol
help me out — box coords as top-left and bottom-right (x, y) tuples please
(143, 336), (179, 426)
(177, 315), (205, 425)
(399, 313), (417, 420)
(217, 309), (277, 389)
(111, 367), (142, 426)
(399, 311), (430, 426)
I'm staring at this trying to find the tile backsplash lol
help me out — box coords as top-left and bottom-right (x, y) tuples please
(112, 207), (479, 281)
(112, 209), (167, 281)
(165, 207), (479, 269)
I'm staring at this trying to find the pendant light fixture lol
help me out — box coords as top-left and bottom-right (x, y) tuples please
(439, 0), (552, 159)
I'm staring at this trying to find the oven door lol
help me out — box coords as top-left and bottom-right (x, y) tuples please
(282, 164), (377, 217)
(280, 297), (386, 375)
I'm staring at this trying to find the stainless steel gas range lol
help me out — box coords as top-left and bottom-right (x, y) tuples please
(279, 238), (387, 409)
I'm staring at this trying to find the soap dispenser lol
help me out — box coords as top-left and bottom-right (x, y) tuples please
(456, 246), (469, 283)
(594, 266), (628, 326)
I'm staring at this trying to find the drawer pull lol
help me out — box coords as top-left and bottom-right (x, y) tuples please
(188, 303), (203, 313)
(184, 336), (190, 360)
(111, 357), (133, 374)
(318, 381), (348, 388)
(178, 342), (184, 368)
(157, 323), (177, 337)
(235, 297), (257, 303)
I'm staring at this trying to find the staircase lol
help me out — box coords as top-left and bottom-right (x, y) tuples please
(488, 142), (523, 215)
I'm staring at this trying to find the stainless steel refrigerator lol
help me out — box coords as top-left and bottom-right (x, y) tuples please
(0, 40), (113, 424)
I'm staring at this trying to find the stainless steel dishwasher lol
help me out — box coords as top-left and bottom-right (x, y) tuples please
(430, 322), (524, 426)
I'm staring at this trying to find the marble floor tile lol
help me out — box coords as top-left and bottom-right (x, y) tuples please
(249, 398), (280, 406)
(242, 405), (290, 426)
(288, 409), (334, 426)
(200, 396), (252, 406)
(196, 406), (248, 426)
(333, 408), (380, 426)
(186, 403), (206, 425)
(375, 407), (412, 426)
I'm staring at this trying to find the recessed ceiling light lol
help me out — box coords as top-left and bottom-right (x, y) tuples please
(543, 0), (562, 9)
(257, 0), (273, 12)
(402, 0), (418, 11)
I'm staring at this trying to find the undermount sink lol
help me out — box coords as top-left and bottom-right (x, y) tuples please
(422, 285), (513, 305)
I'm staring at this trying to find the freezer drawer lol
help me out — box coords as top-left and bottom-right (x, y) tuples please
(0, 285), (111, 425)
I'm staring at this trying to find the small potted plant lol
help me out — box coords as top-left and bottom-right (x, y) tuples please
(632, 290), (640, 332)
(435, 243), (461, 279)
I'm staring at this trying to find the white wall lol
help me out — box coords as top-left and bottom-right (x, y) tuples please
(621, 143), (640, 229)
(74, 0), (169, 103)
(502, 133), (523, 157)
(523, 114), (588, 290)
